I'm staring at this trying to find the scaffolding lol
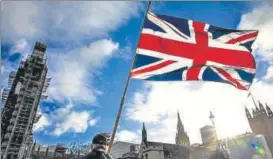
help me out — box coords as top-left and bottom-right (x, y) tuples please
(1, 42), (49, 159)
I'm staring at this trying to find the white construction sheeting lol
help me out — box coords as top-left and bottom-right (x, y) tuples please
(40, 94), (48, 99)
(14, 82), (22, 94)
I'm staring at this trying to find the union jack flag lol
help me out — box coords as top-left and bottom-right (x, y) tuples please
(130, 12), (258, 90)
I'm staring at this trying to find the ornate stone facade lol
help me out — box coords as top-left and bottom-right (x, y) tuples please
(245, 102), (273, 154)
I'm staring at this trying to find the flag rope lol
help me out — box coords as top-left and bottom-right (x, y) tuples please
(107, 1), (152, 154)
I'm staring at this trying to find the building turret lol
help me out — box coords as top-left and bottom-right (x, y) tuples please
(245, 106), (252, 119)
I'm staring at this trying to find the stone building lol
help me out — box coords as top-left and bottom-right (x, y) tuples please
(200, 126), (217, 146)
(137, 112), (193, 159)
(245, 102), (273, 154)
(111, 141), (140, 159)
(31, 143), (89, 159)
(117, 145), (138, 159)
(138, 123), (191, 159)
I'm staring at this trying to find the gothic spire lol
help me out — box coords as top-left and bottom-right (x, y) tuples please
(177, 111), (184, 132)
(245, 106), (252, 119)
(142, 123), (148, 145)
(266, 104), (273, 117)
(258, 101), (266, 114)
(175, 111), (190, 147)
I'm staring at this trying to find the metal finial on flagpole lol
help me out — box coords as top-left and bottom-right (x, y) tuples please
(107, 0), (152, 154)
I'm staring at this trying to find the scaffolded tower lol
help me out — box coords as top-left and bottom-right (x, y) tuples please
(1, 42), (50, 159)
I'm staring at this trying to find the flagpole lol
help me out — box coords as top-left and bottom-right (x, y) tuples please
(107, 1), (152, 154)
(247, 80), (259, 108)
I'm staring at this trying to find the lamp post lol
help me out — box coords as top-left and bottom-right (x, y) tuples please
(209, 111), (215, 128)
(209, 111), (218, 147)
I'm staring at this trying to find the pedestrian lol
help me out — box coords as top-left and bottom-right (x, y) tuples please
(83, 133), (113, 159)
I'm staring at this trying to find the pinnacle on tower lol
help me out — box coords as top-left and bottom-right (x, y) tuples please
(252, 108), (257, 117)
(258, 101), (266, 114)
(255, 104), (260, 114)
(245, 106), (252, 119)
(266, 104), (273, 117)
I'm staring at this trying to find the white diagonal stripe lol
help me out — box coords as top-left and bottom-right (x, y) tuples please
(132, 61), (187, 80)
(136, 48), (193, 66)
(216, 31), (257, 43)
(132, 59), (168, 72)
(233, 37), (256, 45)
(210, 66), (250, 89)
(146, 13), (183, 40)
(182, 69), (188, 80)
(198, 66), (207, 80)
(145, 12), (194, 43)
(206, 61), (256, 73)
(142, 29), (194, 44)
(208, 38), (249, 52)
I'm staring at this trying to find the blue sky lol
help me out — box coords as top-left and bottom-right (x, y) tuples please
(2, 1), (273, 146)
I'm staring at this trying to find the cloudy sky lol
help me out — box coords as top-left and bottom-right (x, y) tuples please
(1, 1), (273, 146)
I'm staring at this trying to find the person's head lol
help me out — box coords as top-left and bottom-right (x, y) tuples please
(91, 133), (110, 152)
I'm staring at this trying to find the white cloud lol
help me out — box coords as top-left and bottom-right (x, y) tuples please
(263, 66), (273, 81)
(51, 103), (99, 136)
(9, 39), (30, 56)
(238, 3), (273, 62)
(1, 1), (143, 44)
(250, 81), (273, 106)
(53, 111), (90, 136)
(2, 1), (40, 42)
(47, 39), (119, 104)
(116, 130), (140, 143)
(33, 114), (50, 133)
(32, 102), (100, 136)
(89, 117), (101, 127)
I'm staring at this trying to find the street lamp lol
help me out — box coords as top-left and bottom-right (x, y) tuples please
(209, 111), (215, 127)
(209, 111), (230, 159)
(209, 111), (219, 146)
(209, 111), (221, 159)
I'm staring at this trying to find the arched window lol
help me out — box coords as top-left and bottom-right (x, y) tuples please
(145, 153), (148, 159)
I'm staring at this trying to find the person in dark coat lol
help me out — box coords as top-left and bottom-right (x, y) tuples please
(83, 133), (113, 159)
